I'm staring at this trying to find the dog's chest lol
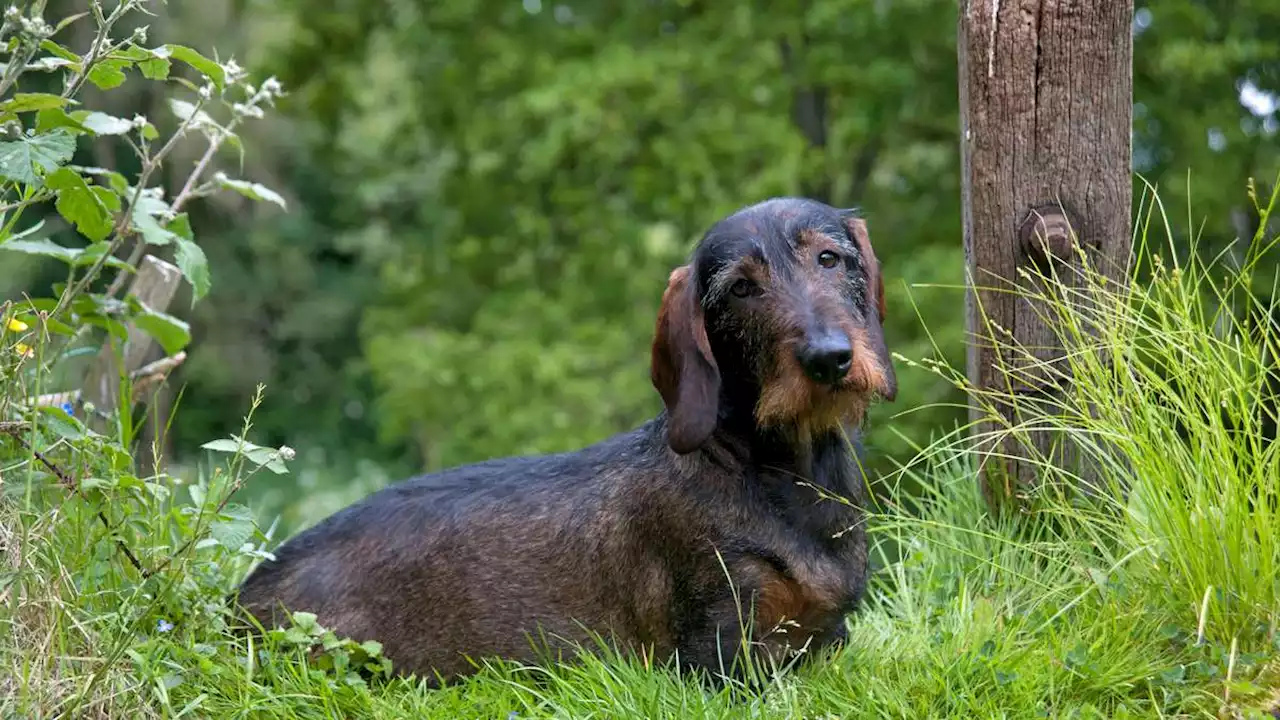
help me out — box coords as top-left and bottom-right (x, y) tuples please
(756, 461), (862, 543)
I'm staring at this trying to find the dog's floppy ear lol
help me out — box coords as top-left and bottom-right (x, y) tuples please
(842, 214), (887, 322)
(651, 265), (721, 453)
(841, 213), (897, 402)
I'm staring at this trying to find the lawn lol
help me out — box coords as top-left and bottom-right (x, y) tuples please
(4, 182), (1280, 719)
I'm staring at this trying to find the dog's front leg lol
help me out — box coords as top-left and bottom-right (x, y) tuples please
(675, 591), (755, 683)
(677, 581), (806, 685)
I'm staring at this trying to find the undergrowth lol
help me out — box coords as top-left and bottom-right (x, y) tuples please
(2, 2), (1279, 718)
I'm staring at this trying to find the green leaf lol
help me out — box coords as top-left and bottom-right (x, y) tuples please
(45, 167), (117, 242)
(80, 112), (134, 136)
(78, 241), (132, 271)
(174, 236), (210, 303)
(200, 436), (289, 474)
(131, 306), (191, 355)
(1157, 664), (1186, 685)
(155, 45), (226, 89)
(0, 129), (77, 186)
(86, 59), (129, 90)
(216, 176), (288, 210)
(169, 99), (193, 121)
(35, 108), (89, 134)
(1224, 679), (1263, 696)
(132, 212), (173, 246)
(0, 234), (129, 270)
(200, 438), (243, 454)
(114, 46), (153, 63)
(78, 166), (128, 195)
(164, 214), (209, 303)
(0, 237), (84, 263)
(53, 11), (90, 35)
(209, 504), (256, 551)
(80, 477), (113, 491)
(27, 57), (77, 73)
(80, 314), (129, 344)
(168, 99), (213, 126)
(35, 405), (88, 441)
(38, 41), (80, 63)
(167, 212), (194, 241)
(290, 611), (319, 633)
(40, 316), (76, 336)
(138, 57), (170, 80)
(132, 195), (176, 246)
(243, 445), (290, 475)
(0, 93), (71, 113)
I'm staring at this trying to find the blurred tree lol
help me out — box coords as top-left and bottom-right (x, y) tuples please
(252, 0), (1276, 477)
(3, 0), (1275, 493)
(1131, 2), (1279, 268)
(263, 0), (966, 475)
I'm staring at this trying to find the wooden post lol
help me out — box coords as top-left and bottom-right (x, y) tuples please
(80, 255), (184, 431)
(959, 1), (1134, 502)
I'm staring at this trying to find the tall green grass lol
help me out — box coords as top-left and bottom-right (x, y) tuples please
(3, 177), (1279, 718)
(922, 175), (1280, 651)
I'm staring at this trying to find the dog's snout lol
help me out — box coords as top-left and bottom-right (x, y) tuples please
(795, 329), (853, 386)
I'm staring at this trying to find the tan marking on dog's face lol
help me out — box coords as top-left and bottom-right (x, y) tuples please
(751, 227), (879, 430)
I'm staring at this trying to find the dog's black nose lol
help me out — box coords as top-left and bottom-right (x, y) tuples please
(795, 330), (853, 385)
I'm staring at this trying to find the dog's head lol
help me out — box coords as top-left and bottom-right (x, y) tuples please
(651, 197), (897, 454)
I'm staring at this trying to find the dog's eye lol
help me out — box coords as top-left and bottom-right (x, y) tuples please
(730, 278), (756, 298)
(817, 250), (840, 269)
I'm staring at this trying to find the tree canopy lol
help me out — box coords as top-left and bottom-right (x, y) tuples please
(4, 0), (1276, 483)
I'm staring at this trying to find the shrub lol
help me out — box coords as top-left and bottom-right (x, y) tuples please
(0, 1), (288, 715)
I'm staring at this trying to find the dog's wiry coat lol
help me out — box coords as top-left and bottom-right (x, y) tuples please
(236, 196), (898, 684)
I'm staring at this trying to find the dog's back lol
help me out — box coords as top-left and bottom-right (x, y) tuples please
(237, 420), (683, 680)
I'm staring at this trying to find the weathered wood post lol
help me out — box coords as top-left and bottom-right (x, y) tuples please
(958, 1), (1134, 503)
(80, 255), (185, 433)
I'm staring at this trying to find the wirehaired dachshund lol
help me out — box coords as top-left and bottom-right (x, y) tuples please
(237, 196), (898, 685)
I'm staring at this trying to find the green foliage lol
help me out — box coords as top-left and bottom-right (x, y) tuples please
(1132, 1), (1279, 255)
(202, 0), (1272, 478)
(0, 1), (290, 714)
(0, 128), (76, 185)
(3, 2), (1272, 481)
(263, 0), (964, 471)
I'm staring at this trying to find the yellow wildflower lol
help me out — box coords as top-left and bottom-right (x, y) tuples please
(14, 342), (34, 358)
(4, 317), (27, 333)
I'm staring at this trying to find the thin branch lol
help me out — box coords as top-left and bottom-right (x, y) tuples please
(59, 0), (137, 100)
(32, 351), (187, 409)
(0, 192), (54, 215)
(104, 129), (227, 298)
(171, 136), (225, 214)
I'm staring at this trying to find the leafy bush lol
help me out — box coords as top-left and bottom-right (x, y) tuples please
(0, 1), (289, 714)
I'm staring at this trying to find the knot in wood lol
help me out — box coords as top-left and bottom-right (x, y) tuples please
(1018, 205), (1075, 271)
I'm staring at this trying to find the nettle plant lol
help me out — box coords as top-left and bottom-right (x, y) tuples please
(0, 0), (295, 678)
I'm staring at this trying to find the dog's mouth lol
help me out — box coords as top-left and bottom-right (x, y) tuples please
(755, 362), (874, 431)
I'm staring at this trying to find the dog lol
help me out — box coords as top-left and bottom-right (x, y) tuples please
(235, 196), (898, 685)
